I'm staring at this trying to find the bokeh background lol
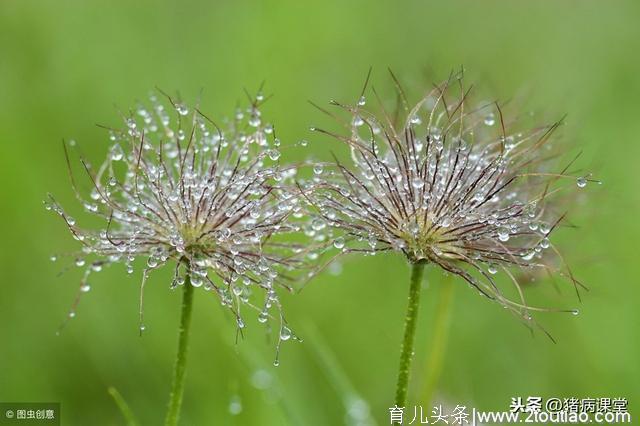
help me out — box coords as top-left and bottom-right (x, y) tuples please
(1, 1), (639, 425)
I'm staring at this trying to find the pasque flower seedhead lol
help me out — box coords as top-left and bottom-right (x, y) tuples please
(47, 90), (307, 347)
(300, 71), (595, 328)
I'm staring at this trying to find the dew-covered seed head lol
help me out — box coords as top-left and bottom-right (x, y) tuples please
(49, 89), (311, 350)
(298, 71), (593, 326)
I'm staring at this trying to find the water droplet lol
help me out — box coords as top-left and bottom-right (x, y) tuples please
(411, 178), (425, 189)
(249, 209), (261, 219)
(498, 230), (510, 242)
(357, 96), (366, 106)
(110, 144), (124, 161)
(251, 369), (273, 389)
(522, 251), (535, 261)
(231, 284), (243, 296)
(576, 177), (587, 188)
(50, 255), (57, 262)
(228, 396), (242, 415)
(280, 326), (292, 341)
(311, 218), (325, 231)
(268, 150), (281, 161)
(249, 116), (261, 127)
(488, 264), (498, 275)
(75, 258), (85, 267)
(484, 113), (495, 126)
(258, 311), (268, 323)
(176, 104), (189, 116)
(80, 283), (91, 292)
(333, 237), (345, 249)
(191, 275), (203, 287)
(67, 217), (76, 226)
(313, 164), (324, 175)
(571, 309), (579, 316)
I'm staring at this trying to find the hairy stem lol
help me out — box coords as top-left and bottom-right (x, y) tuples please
(164, 277), (194, 426)
(394, 260), (426, 409)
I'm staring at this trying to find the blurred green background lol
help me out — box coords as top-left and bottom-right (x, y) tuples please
(1, 1), (639, 425)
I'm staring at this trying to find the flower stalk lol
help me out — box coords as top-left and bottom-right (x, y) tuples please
(394, 260), (426, 408)
(108, 386), (139, 426)
(420, 276), (455, 409)
(165, 276), (195, 426)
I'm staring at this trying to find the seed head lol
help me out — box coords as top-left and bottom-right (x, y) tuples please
(301, 72), (594, 329)
(47, 89), (306, 349)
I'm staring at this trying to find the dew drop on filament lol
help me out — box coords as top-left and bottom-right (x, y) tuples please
(484, 114), (495, 126)
(576, 177), (587, 188)
(176, 104), (189, 116)
(280, 326), (292, 341)
(190, 275), (203, 287)
(411, 178), (425, 189)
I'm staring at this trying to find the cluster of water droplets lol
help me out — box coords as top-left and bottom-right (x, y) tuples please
(48, 91), (309, 354)
(299, 80), (588, 321)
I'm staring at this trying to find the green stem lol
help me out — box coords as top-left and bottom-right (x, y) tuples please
(164, 277), (195, 426)
(394, 260), (426, 408)
(108, 386), (139, 426)
(420, 276), (454, 409)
